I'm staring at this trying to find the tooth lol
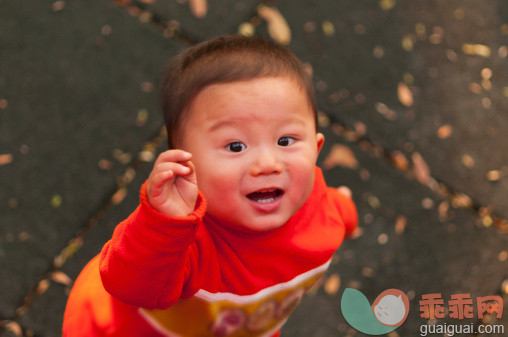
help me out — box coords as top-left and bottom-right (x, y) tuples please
(257, 197), (276, 203)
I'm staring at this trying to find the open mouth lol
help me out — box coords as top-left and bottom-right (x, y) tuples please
(246, 188), (284, 204)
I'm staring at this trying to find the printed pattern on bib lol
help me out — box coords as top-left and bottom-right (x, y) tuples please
(139, 260), (330, 337)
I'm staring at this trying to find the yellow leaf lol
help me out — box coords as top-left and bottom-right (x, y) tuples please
(324, 274), (341, 295)
(379, 0), (396, 11)
(258, 6), (291, 45)
(238, 22), (255, 37)
(51, 195), (63, 208)
(462, 43), (491, 58)
(322, 21), (335, 36)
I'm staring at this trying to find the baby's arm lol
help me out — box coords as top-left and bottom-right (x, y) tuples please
(99, 150), (205, 309)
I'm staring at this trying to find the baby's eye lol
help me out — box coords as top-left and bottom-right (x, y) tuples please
(277, 137), (295, 147)
(227, 142), (246, 152)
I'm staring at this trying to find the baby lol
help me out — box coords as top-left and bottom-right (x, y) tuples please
(63, 34), (358, 337)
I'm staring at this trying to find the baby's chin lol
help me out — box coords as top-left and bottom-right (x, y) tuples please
(207, 212), (292, 234)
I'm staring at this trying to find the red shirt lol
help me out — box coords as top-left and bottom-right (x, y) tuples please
(63, 167), (357, 337)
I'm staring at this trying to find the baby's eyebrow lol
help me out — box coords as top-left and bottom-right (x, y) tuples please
(208, 118), (245, 132)
(208, 117), (308, 132)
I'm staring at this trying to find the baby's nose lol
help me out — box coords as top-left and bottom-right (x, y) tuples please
(250, 149), (283, 176)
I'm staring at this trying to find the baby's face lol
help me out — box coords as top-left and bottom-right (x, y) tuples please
(179, 77), (324, 231)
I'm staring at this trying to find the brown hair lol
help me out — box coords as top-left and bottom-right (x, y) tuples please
(160, 34), (317, 149)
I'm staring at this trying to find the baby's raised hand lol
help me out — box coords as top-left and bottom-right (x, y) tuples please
(146, 150), (198, 216)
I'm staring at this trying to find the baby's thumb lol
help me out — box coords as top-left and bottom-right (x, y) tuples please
(337, 186), (352, 198)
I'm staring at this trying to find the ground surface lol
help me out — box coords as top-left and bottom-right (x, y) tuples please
(0, 0), (506, 336)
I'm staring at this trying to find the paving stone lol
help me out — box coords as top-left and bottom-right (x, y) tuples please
(16, 154), (156, 337)
(256, 0), (508, 218)
(0, 0), (184, 317)
(18, 282), (68, 337)
(282, 128), (507, 336)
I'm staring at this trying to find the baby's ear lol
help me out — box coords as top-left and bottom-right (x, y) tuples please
(316, 133), (325, 154)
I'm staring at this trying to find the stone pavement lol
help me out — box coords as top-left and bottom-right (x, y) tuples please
(0, 0), (506, 336)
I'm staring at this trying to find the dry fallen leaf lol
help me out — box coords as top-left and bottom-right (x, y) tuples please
(501, 279), (508, 295)
(389, 150), (409, 170)
(461, 154), (475, 168)
(462, 43), (491, 58)
(322, 21), (335, 36)
(0, 154), (13, 166)
(36, 279), (50, 295)
(379, 0), (396, 11)
(397, 82), (414, 107)
(378, 233), (388, 245)
(367, 194), (380, 209)
(324, 274), (341, 295)
(421, 198), (434, 209)
(375, 102), (398, 121)
(451, 193), (473, 208)
(189, 0), (207, 18)
(140, 82), (153, 93)
(238, 22), (255, 36)
(412, 152), (430, 184)
(258, 6), (291, 45)
(112, 187), (127, 205)
(395, 216), (407, 234)
(52, 1), (65, 12)
(139, 150), (155, 162)
(350, 226), (364, 239)
(499, 251), (507, 262)
(415, 23), (426, 37)
(387, 331), (400, 337)
(437, 125), (452, 139)
(486, 170), (500, 181)
(50, 271), (73, 286)
(322, 144), (359, 170)
(51, 195), (63, 208)
(361, 267), (375, 277)
(401, 35), (414, 51)
(5, 321), (22, 336)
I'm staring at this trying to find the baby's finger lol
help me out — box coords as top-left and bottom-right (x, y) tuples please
(153, 162), (192, 177)
(150, 170), (175, 194)
(156, 149), (192, 165)
(337, 186), (352, 198)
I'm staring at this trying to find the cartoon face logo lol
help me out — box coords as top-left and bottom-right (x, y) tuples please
(341, 288), (410, 335)
(371, 289), (409, 326)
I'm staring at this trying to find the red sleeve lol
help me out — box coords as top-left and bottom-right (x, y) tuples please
(327, 187), (358, 238)
(99, 181), (207, 309)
